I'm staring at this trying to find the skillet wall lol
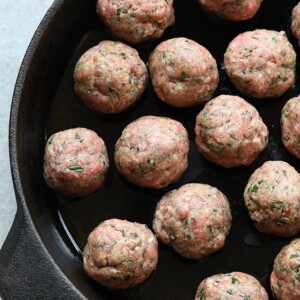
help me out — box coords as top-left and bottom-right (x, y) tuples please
(1, 0), (99, 299)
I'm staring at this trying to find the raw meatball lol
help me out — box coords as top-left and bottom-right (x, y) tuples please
(96, 0), (175, 44)
(148, 37), (219, 107)
(198, 0), (263, 21)
(291, 2), (300, 46)
(244, 160), (300, 237)
(195, 272), (268, 300)
(114, 116), (189, 189)
(83, 219), (158, 289)
(270, 238), (300, 300)
(224, 29), (296, 99)
(153, 183), (231, 259)
(195, 95), (268, 168)
(73, 40), (147, 114)
(281, 95), (300, 158)
(43, 128), (109, 197)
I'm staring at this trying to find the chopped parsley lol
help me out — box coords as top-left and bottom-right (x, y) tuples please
(130, 233), (137, 239)
(69, 165), (83, 172)
(231, 277), (240, 284)
(180, 71), (187, 80)
(270, 200), (284, 210)
(249, 183), (259, 193)
(120, 52), (126, 59)
(116, 8), (121, 17)
(275, 260), (285, 272)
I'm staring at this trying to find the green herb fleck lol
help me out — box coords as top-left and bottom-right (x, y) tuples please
(229, 134), (237, 141)
(187, 233), (192, 240)
(231, 277), (240, 284)
(282, 64), (290, 68)
(244, 296), (251, 300)
(75, 133), (81, 140)
(69, 165), (83, 172)
(124, 258), (135, 265)
(162, 51), (167, 59)
(180, 71), (187, 80)
(120, 52), (126, 59)
(203, 112), (212, 121)
(207, 225), (213, 234)
(249, 183), (259, 193)
(275, 260), (285, 272)
(116, 8), (121, 17)
(138, 163), (147, 174)
(130, 233), (137, 239)
(277, 281), (281, 289)
(47, 135), (54, 145)
(108, 86), (119, 94)
(108, 240), (117, 248)
(283, 110), (290, 117)
(271, 200), (284, 210)
(291, 254), (299, 259)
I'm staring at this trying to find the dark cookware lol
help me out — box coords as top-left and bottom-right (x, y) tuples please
(1, 0), (300, 299)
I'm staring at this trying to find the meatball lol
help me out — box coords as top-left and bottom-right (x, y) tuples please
(291, 2), (300, 46)
(114, 116), (189, 189)
(153, 183), (232, 259)
(148, 37), (219, 107)
(244, 160), (300, 237)
(195, 95), (269, 168)
(195, 272), (268, 300)
(281, 95), (300, 159)
(198, 0), (263, 21)
(224, 29), (296, 99)
(73, 40), (147, 114)
(43, 128), (109, 197)
(96, 0), (175, 44)
(83, 219), (158, 289)
(270, 238), (300, 300)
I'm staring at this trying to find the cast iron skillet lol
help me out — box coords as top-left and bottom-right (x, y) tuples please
(1, 0), (300, 299)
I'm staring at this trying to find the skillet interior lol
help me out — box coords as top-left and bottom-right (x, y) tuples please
(3, 0), (300, 299)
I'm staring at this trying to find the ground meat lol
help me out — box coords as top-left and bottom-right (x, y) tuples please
(281, 95), (300, 159)
(43, 128), (109, 197)
(291, 2), (300, 46)
(244, 160), (300, 237)
(153, 183), (231, 259)
(270, 238), (300, 300)
(224, 29), (296, 99)
(73, 40), (147, 114)
(195, 272), (268, 300)
(96, 0), (175, 44)
(195, 95), (268, 168)
(83, 219), (158, 289)
(148, 37), (219, 107)
(198, 0), (263, 21)
(114, 116), (189, 189)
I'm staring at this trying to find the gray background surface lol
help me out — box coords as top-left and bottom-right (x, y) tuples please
(0, 0), (54, 248)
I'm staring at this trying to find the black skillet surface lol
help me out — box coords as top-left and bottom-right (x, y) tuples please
(1, 0), (300, 299)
